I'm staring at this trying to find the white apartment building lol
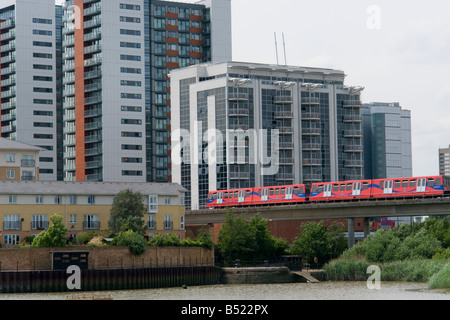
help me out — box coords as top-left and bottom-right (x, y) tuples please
(171, 62), (365, 209)
(0, 0), (60, 181)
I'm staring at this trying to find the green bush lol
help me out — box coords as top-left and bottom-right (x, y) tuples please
(113, 230), (146, 255)
(433, 247), (450, 260)
(428, 262), (450, 289)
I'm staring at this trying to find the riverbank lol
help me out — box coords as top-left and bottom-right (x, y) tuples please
(324, 258), (450, 288)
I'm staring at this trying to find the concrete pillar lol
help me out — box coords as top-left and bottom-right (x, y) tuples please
(348, 218), (355, 247)
(364, 218), (370, 239)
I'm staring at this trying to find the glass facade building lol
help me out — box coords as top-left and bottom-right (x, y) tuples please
(171, 62), (365, 209)
(362, 102), (412, 179)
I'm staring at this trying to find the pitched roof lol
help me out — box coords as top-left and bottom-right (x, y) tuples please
(0, 180), (187, 196)
(0, 137), (43, 152)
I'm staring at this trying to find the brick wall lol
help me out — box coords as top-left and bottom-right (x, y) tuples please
(0, 246), (214, 271)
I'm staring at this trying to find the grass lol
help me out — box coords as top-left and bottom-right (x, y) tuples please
(324, 258), (449, 284)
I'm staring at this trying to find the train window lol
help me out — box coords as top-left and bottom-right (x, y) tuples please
(402, 181), (408, 188)
(281, 188), (285, 195)
(246, 190), (251, 197)
(294, 187), (299, 193)
(436, 178), (441, 186)
(213, 193), (217, 200)
(224, 192), (228, 198)
(300, 186), (304, 193)
(270, 189), (274, 196)
(409, 180), (416, 187)
(312, 186), (317, 193)
(340, 185), (345, 191)
(275, 189), (279, 196)
(428, 179), (435, 187)
(346, 184), (352, 191)
(318, 186), (323, 193)
(362, 182), (369, 190)
(333, 185), (339, 192)
(395, 181), (401, 188)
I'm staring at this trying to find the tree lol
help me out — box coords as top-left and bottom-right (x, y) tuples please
(32, 214), (68, 247)
(112, 229), (147, 255)
(109, 189), (146, 235)
(217, 210), (256, 265)
(291, 221), (332, 265)
(217, 211), (289, 265)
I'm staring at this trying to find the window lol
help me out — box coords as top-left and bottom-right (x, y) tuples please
(121, 67), (141, 74)
(34, 76), (53, 81)
(83, 214), (99, 230)
(121, 93), (142, 100)
(180, 215), (185, 230)
(9, 195), (17, 204)
(7, 170), (15, 179)
(88, 195), (95, 204)
(69, 214), (77, 225)
(120, 54), (141, 61)
(54, 195), (61, 204)
(120, 16), (141, 23)
(148, 195), (158, 213)
(164, 215), (173, 230)
(148, 215), (156, 229)
(36, 195), (44, 204)
(122, 170), (143, 176)
(33, 41), (52, 47)
(122, 157), (142, 163)
(121, 106), (142, 112)
(4, 234), (20, 246)
(33, 53), (52, 59)
(4, 215), (20, 230)
(33, 64), (52, 70)
(33, 29), (52, 36)
(33, 18), (52, 24)
(121, 80), (142, 87)
(122, 144), (142, 150)
(6, 153), (15, 162)
(120, 42), (141, 48)
(165, 197), (171, 205)
(70, 195), (77, 204)
(121, 131), (142, 138)
(120, 29), (141, 36)
(120, 4), (140, 10)
(32, 215), (48, 230)
(121, 118), (142, 125)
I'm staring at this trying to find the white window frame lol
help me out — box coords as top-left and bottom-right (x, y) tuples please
(6, 170), (15, 179)
(148, 195), (158, 213)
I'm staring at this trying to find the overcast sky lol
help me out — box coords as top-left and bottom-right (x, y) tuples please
(55, 0), (450, 177)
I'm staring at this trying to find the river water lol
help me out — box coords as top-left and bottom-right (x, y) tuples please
(1, 282), (449, 300)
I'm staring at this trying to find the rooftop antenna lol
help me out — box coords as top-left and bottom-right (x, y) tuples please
(282, 32), (287, 66)
(274, 32), (279, 65)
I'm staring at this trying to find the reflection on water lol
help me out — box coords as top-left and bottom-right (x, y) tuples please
(1, 282), (449, 300)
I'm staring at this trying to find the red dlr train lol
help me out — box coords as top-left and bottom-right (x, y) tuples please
(206, 175), (450, 208)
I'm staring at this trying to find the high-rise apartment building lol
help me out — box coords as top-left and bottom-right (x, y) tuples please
(439, 145), (450, 176)
(0, 0), (62, 181)
(171, 62), (365, 209)
(61, 0), (231, 182)
(362, 102), (412, 179)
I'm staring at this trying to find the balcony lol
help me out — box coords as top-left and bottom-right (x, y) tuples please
(84, 3), (101, 17)
(32, 221), (48, 230)
(3, 221), (21, 231)
(274, 111), (293, 119)
(279, 142), (294, 149)
(302, 113), (321, 121)
(302, 143), (321, 151)
(301, 97), (320, 105)
(343, 130), (363, 138)
(229, 172), (250, 180)
(83, 221), (100, 230)
(344, 160), (364, 168)
(344, 145), (363, 153)
(343, 100), (362, 108)
(228, 93), (248, 101)
(343, 115), (362, 123)
(0, 19), (15, 30)
(303, 173), (322, 182)
(274, 96), (293, 104)
(302, 128), (321, 136)
(302, 159), (322, 167)
(228, 108), (249, 117)
(84, 69), (102, 80)
(21, 159), (36, 167)
(275, 173), (294, 181)
(229, 123), (249, 131)
(0, 29), (15, 41)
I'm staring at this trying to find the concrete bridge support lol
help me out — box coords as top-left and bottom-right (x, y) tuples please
(348, 217), (371, 247)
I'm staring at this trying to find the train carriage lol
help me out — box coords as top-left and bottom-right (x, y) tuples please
(309, 179), (373, 202)
(252, 184), (307, 205)
(371, 175), (450, 198)
(206, 188), (253, 208)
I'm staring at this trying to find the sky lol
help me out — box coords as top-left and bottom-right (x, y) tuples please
(54, 0), (450, 177)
